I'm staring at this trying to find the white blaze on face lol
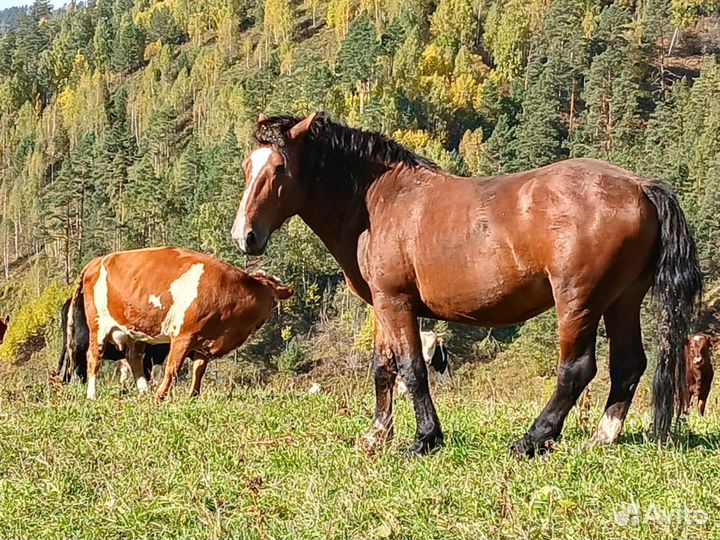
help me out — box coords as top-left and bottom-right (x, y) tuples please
(232, 147), (273, 249)
(148, 294), (163, 309)
(161, 263), (205, 337)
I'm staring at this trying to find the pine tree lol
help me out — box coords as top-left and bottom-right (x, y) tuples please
(111, 14), (145, 74)
(479, 114), (517, 175)
(513, 74), (564, 169)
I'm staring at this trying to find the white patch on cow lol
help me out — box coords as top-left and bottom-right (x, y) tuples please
(161, 263), (205, 337)
(694, 335), (703, 342)
(87, 374), (97, 399)
(420, 331), (438, 362)
(148, 294), (163, 309)
(93, 256), (171, 348)
(232, 147), (273, 248)
(136, 377), (149, 393)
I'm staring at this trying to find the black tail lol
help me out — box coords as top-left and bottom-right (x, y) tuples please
(429, 342), (449, 374)
(56, 299), (71, 382)
(642, 181), (703, 442)
(65, 271), (89, 384)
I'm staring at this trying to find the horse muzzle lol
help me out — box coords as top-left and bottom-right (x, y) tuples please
(233, 227), (267, 256)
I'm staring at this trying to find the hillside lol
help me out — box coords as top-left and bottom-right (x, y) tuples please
(0, 0), (719, 370)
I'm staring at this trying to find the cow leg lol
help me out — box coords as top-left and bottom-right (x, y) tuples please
(359, 321), (397, 451)
(125, 341), (149, 394)
(118, 360), (131, 386)
(373, 296), (442, 456)
(190, 355), (209, 397)
(155, 338), (192, 400)
(698, 397), (707, 416)
(86, 334), (104, 400)
(511, 302), (599, 457)
(698, 382), (711, 416)
(590, 289), (647, 445)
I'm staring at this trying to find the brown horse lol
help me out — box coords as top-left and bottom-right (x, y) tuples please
(232, 112), (702, 457)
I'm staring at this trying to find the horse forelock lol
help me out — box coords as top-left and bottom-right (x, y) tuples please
(252, 113), (437, 193)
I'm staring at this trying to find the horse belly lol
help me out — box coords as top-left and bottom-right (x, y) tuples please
(417, 272), (554, 327)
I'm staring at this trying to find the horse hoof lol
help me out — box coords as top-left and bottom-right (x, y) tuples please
(405, 431), (444, 458)
(357, 427), (392, 455)
(510, 436), (557, 458)
(510, 437), (536, 458)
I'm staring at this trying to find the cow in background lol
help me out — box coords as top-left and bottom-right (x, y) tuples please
(684, 333), (718, 415)
(67, 247), (293, 399)
(0, 315), (9, 344)
(57, 298), (169, 384)
(395, 330), (449, 397)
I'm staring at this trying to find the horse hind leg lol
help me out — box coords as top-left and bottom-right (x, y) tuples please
(590, 284), (648, 445)
(511, 304), (599, 457)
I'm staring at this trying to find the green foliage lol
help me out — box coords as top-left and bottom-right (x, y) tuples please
(336, 12), (378, 87)
(353, 306), (375, 355)
(0, 281), (73, 362)
(275, 336), (304, 373)
(0, 0), (719, 370)
(502, 309), (559, 378)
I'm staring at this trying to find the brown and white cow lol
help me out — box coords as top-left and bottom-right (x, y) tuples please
(67, 247), (293, 400)
(0, 315), (10, 344)
(684, 333), (718, 416)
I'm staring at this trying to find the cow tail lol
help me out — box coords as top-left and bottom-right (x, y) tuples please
(641, 181), (703, 442)
(65, 270), (87, 383)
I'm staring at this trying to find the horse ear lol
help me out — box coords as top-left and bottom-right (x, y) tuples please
(258, 113), (269, 123)
(288, 112), (318, 140)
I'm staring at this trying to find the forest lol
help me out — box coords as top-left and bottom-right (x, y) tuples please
(0, 0), (719, 369)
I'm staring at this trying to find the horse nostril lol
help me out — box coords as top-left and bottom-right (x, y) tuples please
(245, 230), (257, 249)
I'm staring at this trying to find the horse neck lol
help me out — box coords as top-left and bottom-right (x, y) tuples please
(298, 178), (374, 301)
(299, 185), (367, 263)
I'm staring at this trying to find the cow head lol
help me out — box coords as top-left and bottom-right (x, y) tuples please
(251, 271), (294, 301)
(687, 334), (711, 366)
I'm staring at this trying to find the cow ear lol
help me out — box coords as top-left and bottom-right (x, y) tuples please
(258, 113), (269, 123)
(288, 112), (318, 140)
(274, 286), (294, 301)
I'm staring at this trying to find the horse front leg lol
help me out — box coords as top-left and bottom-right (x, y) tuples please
(360, 321), (397, 451)
(373, 297), (443, 456)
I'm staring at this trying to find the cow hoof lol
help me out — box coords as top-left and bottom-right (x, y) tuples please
(405, 431), (444, 458)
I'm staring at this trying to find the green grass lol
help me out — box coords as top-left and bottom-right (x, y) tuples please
(0, 364), (719, 539)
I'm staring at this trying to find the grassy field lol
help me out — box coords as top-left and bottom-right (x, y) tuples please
(0, 360), (719, 540)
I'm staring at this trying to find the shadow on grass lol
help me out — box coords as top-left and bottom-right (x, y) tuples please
(619, 429), (720, 451)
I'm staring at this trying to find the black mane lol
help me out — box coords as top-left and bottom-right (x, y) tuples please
(253, 113), (437, 193)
